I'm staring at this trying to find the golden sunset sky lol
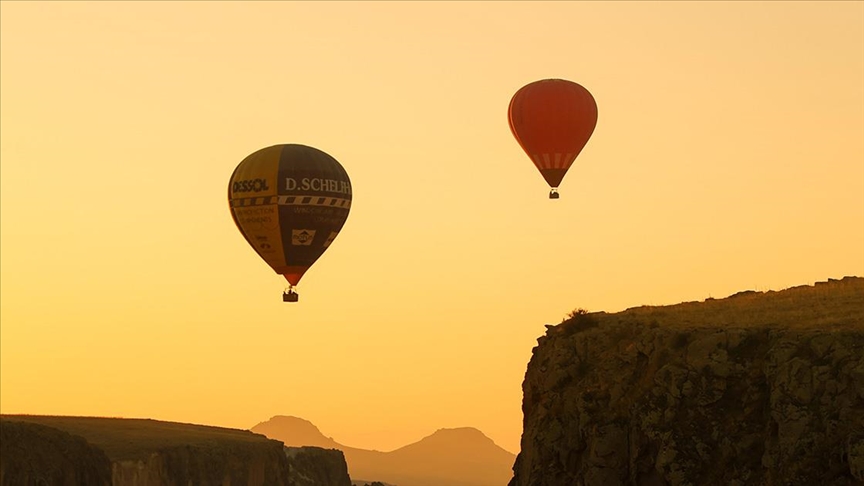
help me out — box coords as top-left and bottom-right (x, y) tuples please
(2, 1), (862, 454)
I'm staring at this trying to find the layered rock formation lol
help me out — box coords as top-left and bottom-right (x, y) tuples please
(0, 416), (351, 486)
(109, 439), (290, 486)
(510, 277), (864, 486)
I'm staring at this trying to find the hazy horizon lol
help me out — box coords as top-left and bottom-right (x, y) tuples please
(2, 1), (862, 453)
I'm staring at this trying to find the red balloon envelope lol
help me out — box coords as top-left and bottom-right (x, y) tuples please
(508, 79), (597, 197)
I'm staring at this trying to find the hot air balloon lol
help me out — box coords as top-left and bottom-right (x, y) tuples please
(228, 144), (352, 302)
(508, 79), (598, 198)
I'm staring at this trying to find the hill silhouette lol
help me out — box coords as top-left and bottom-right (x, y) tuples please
(251, 416), (515, 486)
(252, 416), (341, 449)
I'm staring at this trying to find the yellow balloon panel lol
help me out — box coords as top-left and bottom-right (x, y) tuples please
(231, 204), (286, 270)
(228, 146), (286, 271)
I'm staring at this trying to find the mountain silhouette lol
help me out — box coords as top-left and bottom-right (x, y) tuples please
(251, 415), (341, 449)
(251, 416), (515, 486)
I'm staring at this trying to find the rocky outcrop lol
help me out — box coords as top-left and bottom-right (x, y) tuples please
(285, 447), (352, 486)
(510, 277), (864, 486)
(0, 416), (349, 486)
(0, 420), (112, 486)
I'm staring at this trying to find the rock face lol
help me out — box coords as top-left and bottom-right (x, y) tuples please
(0, 416), (348, 486)
(510, 277), (864, 486)
(109, 441), (290, 486)
(285, 446), (352, 486)
(0, 420), (112, 486)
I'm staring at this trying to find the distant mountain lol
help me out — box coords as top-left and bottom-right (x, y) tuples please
(251, 416), (515, 486)
(251, 416), (340, 449)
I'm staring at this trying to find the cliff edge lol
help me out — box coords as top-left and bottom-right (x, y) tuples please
(510, 277), (864, 486)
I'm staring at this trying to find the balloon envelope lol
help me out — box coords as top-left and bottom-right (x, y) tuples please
(508, 79), (598, 190)
(228, 144), (351, 286)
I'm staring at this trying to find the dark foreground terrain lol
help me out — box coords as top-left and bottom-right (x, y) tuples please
(510, 276), (864, 486)
(0, 415), (350, 486)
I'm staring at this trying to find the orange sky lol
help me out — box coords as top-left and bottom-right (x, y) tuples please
(1, 1), (862, 454)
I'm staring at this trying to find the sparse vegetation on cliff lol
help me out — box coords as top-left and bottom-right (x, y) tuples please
(574, 276), (863, 332)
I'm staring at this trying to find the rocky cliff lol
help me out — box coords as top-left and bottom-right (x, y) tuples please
(0, 420), (112, 486)
(285, 446), (351, 486)
(109, 439), (290, 486)
(0, 416), (350, 486)
(510, 277), (864, 486)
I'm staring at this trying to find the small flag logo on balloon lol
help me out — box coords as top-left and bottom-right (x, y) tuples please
(292, 229), (316, 246)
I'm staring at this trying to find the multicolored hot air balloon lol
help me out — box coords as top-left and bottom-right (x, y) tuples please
(508, 79), (598, 198)
(228, 144), (352, 302)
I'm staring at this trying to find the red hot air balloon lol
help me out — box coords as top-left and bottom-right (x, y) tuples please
(508, 79), (598, 198)
(228, 144), (352, 302)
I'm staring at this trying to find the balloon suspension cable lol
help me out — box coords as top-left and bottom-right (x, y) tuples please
(549, 188), (560, 199)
